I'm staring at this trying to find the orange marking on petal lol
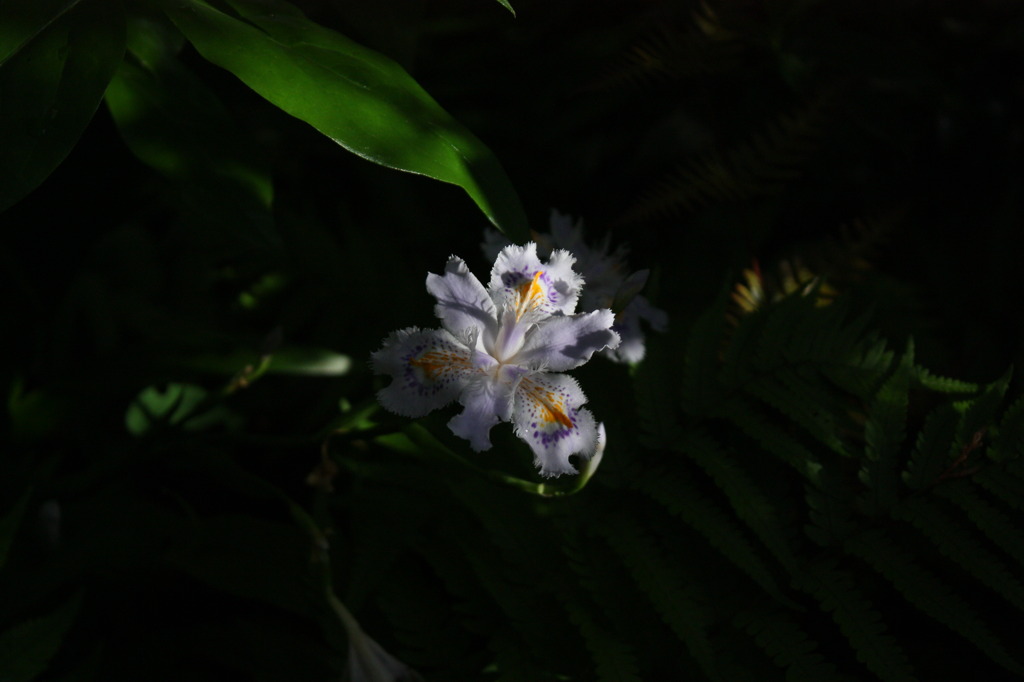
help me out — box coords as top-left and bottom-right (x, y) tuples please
(515, 270), (546, 319)
(544, 401), (574, 429)
(409, 351), (463, 380)
(523, 380), (574, 429)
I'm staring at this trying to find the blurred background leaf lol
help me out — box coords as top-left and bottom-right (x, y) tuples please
(0, 0), (124, 212)
(0, 593), (81, 682)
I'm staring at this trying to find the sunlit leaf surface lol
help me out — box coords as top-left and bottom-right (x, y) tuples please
(167, 0), (528, 239)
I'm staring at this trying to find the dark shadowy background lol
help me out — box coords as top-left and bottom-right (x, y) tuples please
(3, 1), (1024, 680)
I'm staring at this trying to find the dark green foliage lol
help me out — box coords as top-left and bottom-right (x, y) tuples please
(796, 559), (916, 682)
(625, 99), (827, 222)
(3, 0), (1024, 680)
(624, 281), (1024, 679)
(734, 606), (845, 682)
(0, 0), (126, 212)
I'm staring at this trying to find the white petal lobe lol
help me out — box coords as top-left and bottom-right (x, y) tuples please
(447, 374), (516, 451)
(426, 256), (497, 339)
(372, 327), (475, 417)
(512, 373), (599, 477)
(514, 309), (620, 372)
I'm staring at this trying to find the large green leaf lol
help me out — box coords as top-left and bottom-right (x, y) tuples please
(494, 0), (517, 17)
(105, 14), (273, 208)
(105, 12), (279, 253)
(0, 0), (80, 65)
(166, 0), (529, 240)
(0, 0), (125, 212)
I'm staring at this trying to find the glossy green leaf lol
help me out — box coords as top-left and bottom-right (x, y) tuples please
(0, 0), (81, 65)
(105, 14), (273, 209)
(494, 0), (517, 17)
(0, 0), (125, 212)
(166, 0), (528, 240)
(0, 594), (81, 682)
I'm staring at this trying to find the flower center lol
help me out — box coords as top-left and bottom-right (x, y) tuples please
(487, 309), (529, 365)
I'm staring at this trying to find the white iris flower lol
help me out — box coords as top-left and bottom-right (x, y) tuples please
(372, 243), (619, 477)
(483, 210), (667, 364)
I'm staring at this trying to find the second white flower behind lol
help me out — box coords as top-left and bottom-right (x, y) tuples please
(372, 243), (620, 477)
(484, 210), (668, 364)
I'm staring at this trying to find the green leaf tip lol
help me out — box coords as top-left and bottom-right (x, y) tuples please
(496, 0), (517, 17)
(167, 0), (528, 240)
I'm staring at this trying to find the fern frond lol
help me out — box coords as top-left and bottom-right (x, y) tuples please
(935, 478), (1024, 571)
(823, 331), (894, 398)
(563, 600), (643, 682)
(952, 368), (1012, 450)
(455, 534), (564, 670)
(795, 558), (918, 682)
(912, 367), (978, 394)
(858, 343), (912, 514)
(722, 293), (892, 399)
(560, 528), (674, 678)
(864, 344), (912, 463)
(682, 289), (730, 415)
(901, 403), (958, 491)
(726, 397), (822, 478)
(891, 496), (1024, 612)
(679, 430), (798, 570)
(624, 98), (826, 221)
(734, 607), (846, 682)
(600, 516), (719, 681)
(845, 529), (1024, 676)
(747, 368), (852, 457)
(804, 467), (858, 548)
(424, 492), (567, 669)
(629, 460), (792, 605)
(974, 463), (1024, 511)
(373, 554), (481, 672)
(990, 394), (1024, 462)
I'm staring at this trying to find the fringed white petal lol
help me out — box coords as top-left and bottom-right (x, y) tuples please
(514, 309), (620, 372)
(447, 373), (516, 452)
(371, 327), (474, 418)
(488, 242), (582, 317)
(426, 256), (497, 339)
(512, 372), (599, 477)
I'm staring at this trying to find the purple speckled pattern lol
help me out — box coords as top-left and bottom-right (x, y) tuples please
(372, 327), (470, 418)
(512, 373), (598, 476)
